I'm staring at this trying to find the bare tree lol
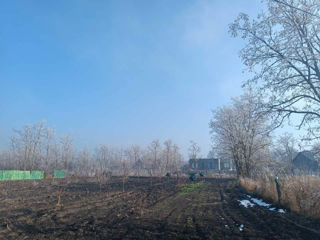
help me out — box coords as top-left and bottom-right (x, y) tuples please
(230, 0), (320, 139)
(78, 148), (91, 176)
(10, 136), (22, 169)
(163, 140), (173, 174)
(273, 133), (298, 174)
(271, 0), (320, 18)
(94, 145), (112, 192)
(0, 149), (12, 169)
(11, 121), (46, 171)
(60, 135), (73, 171)
(188, 140), (201, 169)
(147, 139), (161, 176)
(172, 144), (183, 180)
(51, 141), (61, 173)
(127, 145), (143, 177)
(210, 92), (272, 178)
(42, 127), (56, 174)
(5, 121), (76, 174)
(119, 148), (129, 192)
(94, 145), (111, 172)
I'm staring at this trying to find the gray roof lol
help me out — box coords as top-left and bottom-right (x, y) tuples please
(295, 151), (315, 161)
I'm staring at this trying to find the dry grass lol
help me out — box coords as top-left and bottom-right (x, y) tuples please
(239, 177), (258, 192)
(239, 175), (320, 218)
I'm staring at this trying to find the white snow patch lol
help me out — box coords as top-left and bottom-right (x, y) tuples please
(250, 197), (271, 208)
(238, 199), (255, 208)
(239, 224), (244, 231)
(239, 195), (286, 214)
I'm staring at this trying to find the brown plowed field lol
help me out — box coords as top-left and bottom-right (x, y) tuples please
(0, 177), (319, 239)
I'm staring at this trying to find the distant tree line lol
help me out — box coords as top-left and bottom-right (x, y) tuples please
(0, 121), (183, 177)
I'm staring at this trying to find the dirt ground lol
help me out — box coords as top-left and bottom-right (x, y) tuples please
(0, 176), (319, 239)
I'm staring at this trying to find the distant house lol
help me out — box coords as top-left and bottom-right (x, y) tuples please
(293, 151), (319, 173)
(189, 158), (231, 171)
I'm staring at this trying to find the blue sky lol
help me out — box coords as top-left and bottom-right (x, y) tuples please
(1, 0), (266, 158)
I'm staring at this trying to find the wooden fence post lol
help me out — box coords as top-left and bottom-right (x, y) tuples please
(275, 176), (281, 206)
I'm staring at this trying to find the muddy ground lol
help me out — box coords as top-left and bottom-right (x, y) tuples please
(0, 176), (319, 239)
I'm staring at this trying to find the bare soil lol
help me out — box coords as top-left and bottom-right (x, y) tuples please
(0, 177), (319, 239)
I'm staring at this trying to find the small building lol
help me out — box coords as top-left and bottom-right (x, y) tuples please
(293, 151), (319, 173)
(189, 158), (231, 171)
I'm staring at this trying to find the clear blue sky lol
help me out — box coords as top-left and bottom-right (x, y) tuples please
(0, 0), (264, 158)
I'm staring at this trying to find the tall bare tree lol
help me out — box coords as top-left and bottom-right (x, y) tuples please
(127, 145), (143, 176)
(60, 135), (73, 171)
(230, 0), (320, 139)
(11, 121), (46, 170)
(189, 140), (200, 160)
(78, 148), (91, 176)
(118, 148), (130, 192)
(42, 127), (56, 174)
(163, 140), (173, 173)
(147, 139), (161, 176)
(172, 144), (182, 178)
(10, 136), (22, 169)
(94, 145), (111, 172)
(210, 92), (271, 178)
(188, 140), (201, 169)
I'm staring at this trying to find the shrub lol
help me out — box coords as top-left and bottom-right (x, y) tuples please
(239, 175), (320, 218)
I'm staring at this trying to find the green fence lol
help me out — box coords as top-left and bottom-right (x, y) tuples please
(31, 170), (44, 179)
(54, 170), (66, 178)
(0, 170), (44, 181)
(2, 170), (30, 180)
(0, 170), (66, 181)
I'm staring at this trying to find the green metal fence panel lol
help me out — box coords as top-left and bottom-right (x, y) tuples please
(3, 170), (14, 180)
(17, 171), (24, 180)
(31, 171), (44, 179)
(23, 171), (31, 179)
(0, 170), (45, 181)
(0, 170), (36, 180)
(54, 170), (66, 178)
(18, 171), (27, 180)
(3, 170), (10, 180)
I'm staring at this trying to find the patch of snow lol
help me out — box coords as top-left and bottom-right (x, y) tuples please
(238, 200), (255, 208)
(240, 195), (286, 214)
(239, 224), (244, 231)
(249, 197), (271, 208)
